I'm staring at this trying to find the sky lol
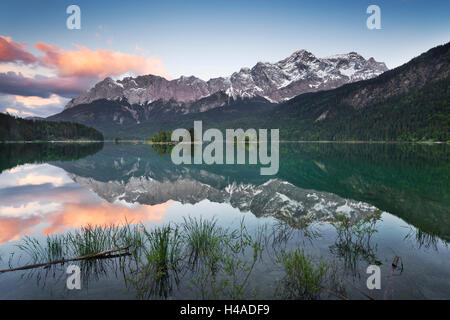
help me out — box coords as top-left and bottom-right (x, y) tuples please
(0, 0), (449, 117)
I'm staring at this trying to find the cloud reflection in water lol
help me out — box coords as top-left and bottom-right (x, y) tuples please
(0, 163), (171, 244)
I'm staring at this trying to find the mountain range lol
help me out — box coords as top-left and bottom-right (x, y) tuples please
(64, 50), (388, 109)
(48, 42), (449, 141)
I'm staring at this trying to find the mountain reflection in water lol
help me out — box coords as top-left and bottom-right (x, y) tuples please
(53, 142), (450, 241)
(0, 142), (449, 299)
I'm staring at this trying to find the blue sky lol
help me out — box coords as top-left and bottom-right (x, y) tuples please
(1, 0), (449, 78)
(0, 0), (448, 117)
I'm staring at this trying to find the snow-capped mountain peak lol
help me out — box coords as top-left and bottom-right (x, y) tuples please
(65, 49), (388, 110)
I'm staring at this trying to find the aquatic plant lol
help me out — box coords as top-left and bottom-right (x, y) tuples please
(12, 224), (139, 287)
(329, 210), (382, 274)
(270, 216), (321, 251)
(66, 225), (114, 257)
(218, 221), (266, 299)
(144, 224), (182, 273)
(16, 235), (66, 264)
(182, 216), (225, 266)
(126, 224), (182, 299)
(276, 248), (329, 300)
(113, 222), (146, 256)
(188, 219), (266, 299)
(404, 227), (448, 251)
(7, 217), (355, 300)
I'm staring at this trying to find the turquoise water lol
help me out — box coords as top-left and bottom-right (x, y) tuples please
(0, 142), (449, 299)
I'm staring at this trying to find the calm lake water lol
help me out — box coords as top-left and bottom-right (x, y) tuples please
(0, 142), (449, 300)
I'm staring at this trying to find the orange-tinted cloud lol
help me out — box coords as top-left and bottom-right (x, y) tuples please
(0, 200), (171, 244)
(35, 43), (168, 79)
(0, 36), (37, 64)
(0, 35), (168, 80)
(14, 94), (62, 107)
(5, 107), (19, 114)
(42, 201), (172, 235)
(0, 216), (41, 243)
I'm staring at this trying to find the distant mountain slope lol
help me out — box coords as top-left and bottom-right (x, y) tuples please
(64, 49), (387, 109)
(275, 78), (449, 141)
(0, 112), (104, 141)
(48, 94), (276, 139)
(272, 41), (450, 141)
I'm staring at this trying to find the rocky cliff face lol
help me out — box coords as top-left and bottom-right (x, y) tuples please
(65, 50), (387, 110)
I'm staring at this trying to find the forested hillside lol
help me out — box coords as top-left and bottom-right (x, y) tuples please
(0, 112), (104, 141)
(275, 77), (450, 141)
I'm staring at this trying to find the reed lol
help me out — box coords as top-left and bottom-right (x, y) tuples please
(276, 248), (329, 300)
(16, 234), (66, 264)
(143, 224), (181, 273)
(66, 224), (115, 257)
(182, 216), (224, 264)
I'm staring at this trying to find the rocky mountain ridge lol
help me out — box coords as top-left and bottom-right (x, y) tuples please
(65, 50), (388, 110)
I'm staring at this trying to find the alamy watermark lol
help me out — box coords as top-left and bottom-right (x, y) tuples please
(170, 121), (279, 175)
(366, 265), (381, 290)
(366, 5), (381, 30)
(66, 264), (81, 290)
(66, 5), (81, 30)
(65, 5), (380, 31)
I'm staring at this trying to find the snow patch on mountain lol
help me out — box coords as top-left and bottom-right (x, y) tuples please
(65, 50), (388, 111)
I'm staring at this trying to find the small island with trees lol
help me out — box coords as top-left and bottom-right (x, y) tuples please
(150, 129), (174, 143)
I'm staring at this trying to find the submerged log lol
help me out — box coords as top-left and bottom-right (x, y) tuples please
(358, 289), (376, 300)
(392, 256), (400, 268)
(384, 255), (403, 299)
(0, 246), (130, 274)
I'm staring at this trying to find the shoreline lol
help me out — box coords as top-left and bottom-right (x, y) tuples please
(0, 140), (447, 144)
(0, 140), (104, 143)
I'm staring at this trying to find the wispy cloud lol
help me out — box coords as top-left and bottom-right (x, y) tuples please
(0, 35), (37, 64)
(0, 71), (91, 98)
(0, 93), (70, 118)
(35, 43), (168, 79)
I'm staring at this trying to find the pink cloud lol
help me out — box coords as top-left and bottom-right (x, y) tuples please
(0, 35), (169, 116)
(0, 36), (169, 80)
(0, 201), (170, 244)
(35, 43), (169, 79)
(0, 36), (37, 64)
(42, 201), (170, 235)
(0, 216), (41, 243)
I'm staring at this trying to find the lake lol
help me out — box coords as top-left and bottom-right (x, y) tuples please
(0, 142), (449, 300)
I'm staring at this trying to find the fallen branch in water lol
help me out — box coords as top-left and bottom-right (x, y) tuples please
(327, 289), (350, 300)
(358, 289), (376, 300)
(0, 246), (130, 274)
